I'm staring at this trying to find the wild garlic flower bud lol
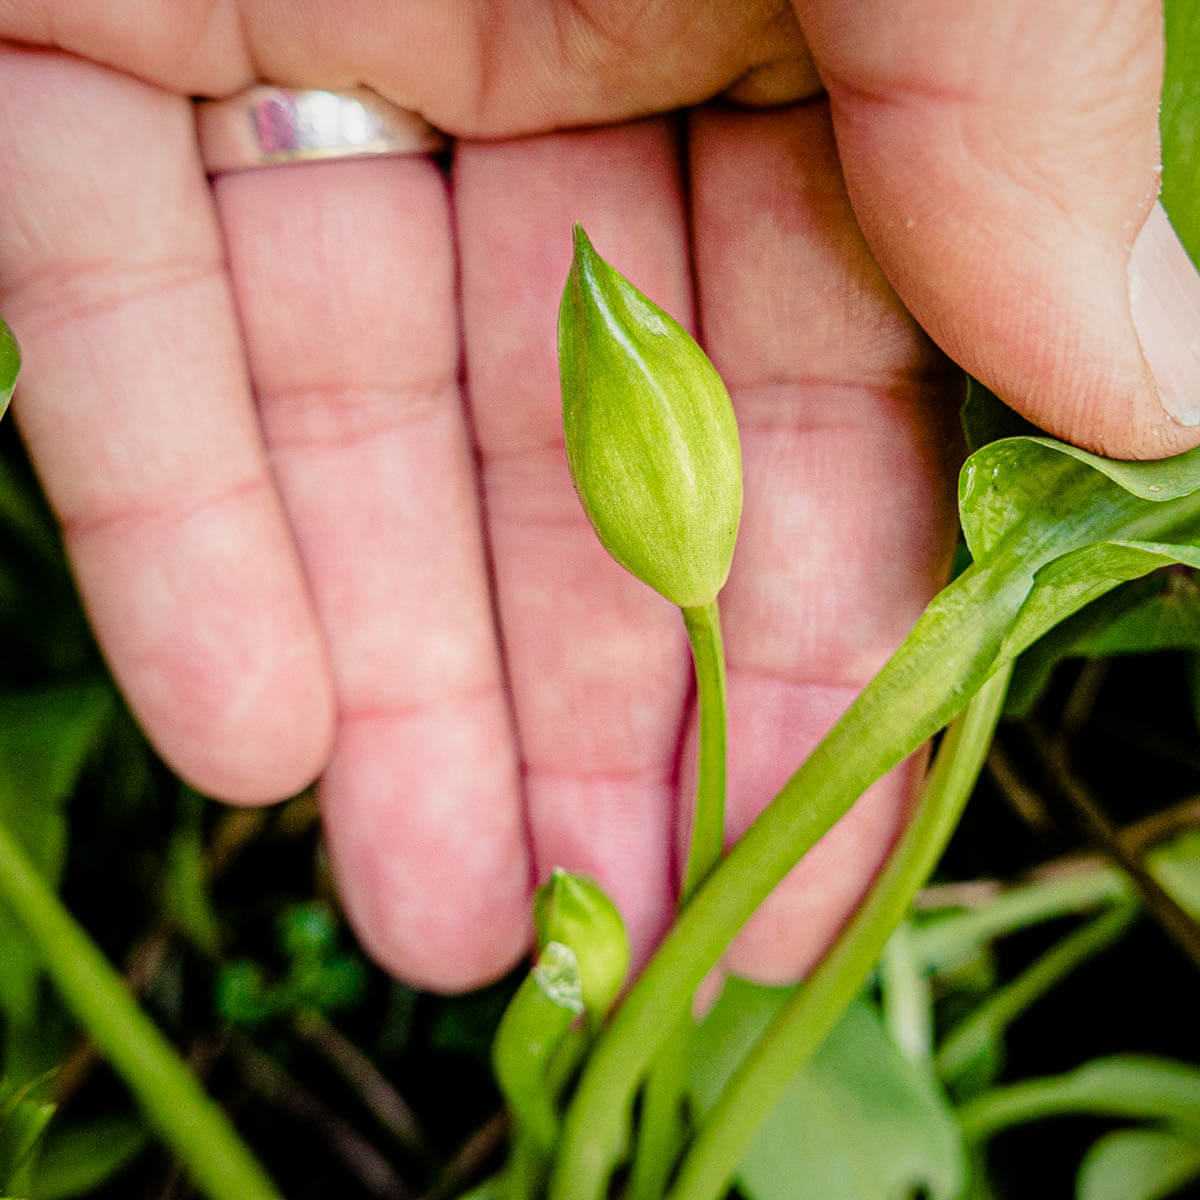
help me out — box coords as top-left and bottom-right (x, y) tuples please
(558, 226), (742, 609)
(533, 869), (630, 1019)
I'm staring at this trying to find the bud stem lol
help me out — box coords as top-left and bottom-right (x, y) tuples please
(680, 599), (728, 901)
(627, 599), (728, 1199)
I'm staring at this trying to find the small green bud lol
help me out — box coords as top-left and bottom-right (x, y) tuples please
(558, 226), (742, 608)
(0, 316), (20, 420)
(533, 869), (630, 1018)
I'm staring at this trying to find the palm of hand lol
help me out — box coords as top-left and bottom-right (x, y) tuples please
(0, 0), (1174, 988)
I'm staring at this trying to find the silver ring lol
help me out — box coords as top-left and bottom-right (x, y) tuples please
(195, 86), (448, 173)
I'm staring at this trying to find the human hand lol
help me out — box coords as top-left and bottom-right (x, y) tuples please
(1, 1), (1197, 992)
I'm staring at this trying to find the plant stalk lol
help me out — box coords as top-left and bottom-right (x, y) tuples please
(627, 599), (728, 1200)
(549, 561), (1018, 1200)
(680, 600), (727, 899)
(664, 662), (1011, 1200)
(935, 902), (1137, 1082)
(0, 815), (284, 1200)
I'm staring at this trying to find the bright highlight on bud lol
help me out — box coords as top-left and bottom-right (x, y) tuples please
(558, 226), (742, 608)
(533, 869), (630, 1019)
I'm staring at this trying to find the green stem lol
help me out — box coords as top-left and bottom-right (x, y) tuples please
(0, 817), (283, 1200)
(664, 663), (1011, 1200)
(680, 600), (727, 899)
(627, 1018), (691, 1200)
(493, 943), (583, 1155)
(627, 601), (727, 1200)
(550, 562), (1018, 1200)
(911, 868), (1131, 972)
(910, 822), (1200, 972)
(552, 459), (1200, 1199)
(878, 919), (933, 1064)
(935, 903), (1137, 1083)
(957, 1057), (1200, 1142)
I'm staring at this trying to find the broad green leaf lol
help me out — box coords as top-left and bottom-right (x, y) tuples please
(31, 1116), (148, 1199)
(959, 438), (1200, 563)
(1000, 541), (1200, 663)
(1061, 570), (1200, 656)
(1077, 1127), (1200, 1200)
(1007, 569), (1200, 716)
(0, 319), (17, 420)
(868, 430), (1200, 757)
(691, 984), (964, 1200)
(0, 684), (115, 1030)
(1164, 0), (1200, 262)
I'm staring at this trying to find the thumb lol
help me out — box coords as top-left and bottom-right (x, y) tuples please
(796, 0), (1200, 458)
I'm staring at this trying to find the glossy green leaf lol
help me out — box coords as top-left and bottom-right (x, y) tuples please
(691, 985), (964, 1200)
(1077, 1127), (1200, 1200)
(31, 1116), (148, 1199)
(1000, 541), (1200, 662)
(0, 319), (18, 421)
(1163, 0), (1200, 262)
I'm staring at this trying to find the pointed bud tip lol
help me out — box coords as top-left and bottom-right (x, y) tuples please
(533, 869), (630, 1018)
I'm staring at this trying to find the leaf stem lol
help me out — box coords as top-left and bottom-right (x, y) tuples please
(935, 902), (1137, 1083)
(910, 835), (1197, 972)
(664, 663), (1011, 1200)
(957, 1057), (1200, 1142)
(0, 815), (284, 1200)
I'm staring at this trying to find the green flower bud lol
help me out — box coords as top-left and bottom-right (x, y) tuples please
(533, 869), (630, 1019)
(0, 316), (20, 420)
(558, 226), (742, 608)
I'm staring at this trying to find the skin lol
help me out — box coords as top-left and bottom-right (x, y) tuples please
(0, 0), (1195, 991)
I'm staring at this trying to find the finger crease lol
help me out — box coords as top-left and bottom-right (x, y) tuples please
(7, 254), (227, 336)
(58, 471), (271, 540)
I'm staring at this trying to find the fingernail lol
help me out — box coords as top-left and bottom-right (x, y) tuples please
(1129, 201), (1200, 426)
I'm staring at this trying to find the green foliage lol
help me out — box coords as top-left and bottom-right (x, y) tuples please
(0, 684), (115, 1037)
(1076, 1127), (1200, 1200)
(1006, 567), (1200, 715)
(1163, 0), (1200, 261)
(0, 319), (17, 421)
(690, 985), (964, 1200)
(216, 901), (367, 1030)
(32, 1116), (148, 1200)
(959, 1055), (1200, 1139)
(0, 1078), (53, 1197)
